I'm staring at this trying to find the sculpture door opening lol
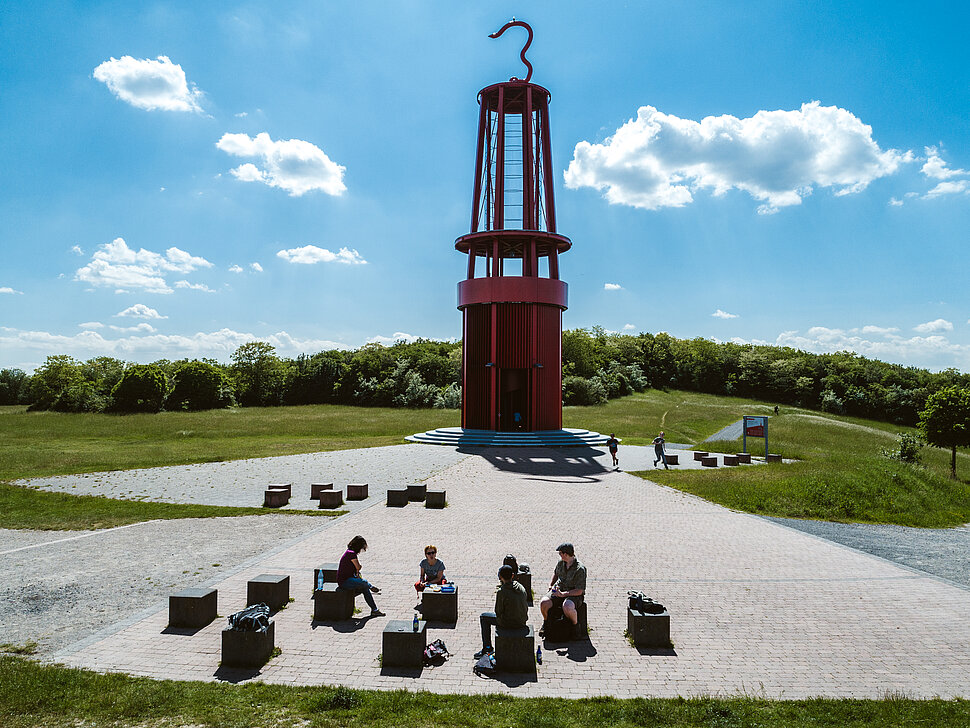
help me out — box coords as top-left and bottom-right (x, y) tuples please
(500, 368), (529, 431)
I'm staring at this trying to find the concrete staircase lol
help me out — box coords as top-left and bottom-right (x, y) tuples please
(405, 427), (609, 448)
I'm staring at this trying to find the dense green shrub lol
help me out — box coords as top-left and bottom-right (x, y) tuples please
(563, 375), (607, 406)
(110, 365), (167, 413)
(0, 368), (29, 405)
(167, 361), (234, 411)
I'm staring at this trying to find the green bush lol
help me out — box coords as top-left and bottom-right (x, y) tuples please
(563, 375), (607, 406)
(110, 365), (167, 413)
(167, 361), (234, 411)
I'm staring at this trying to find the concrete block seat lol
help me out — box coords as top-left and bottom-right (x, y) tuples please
(700, 456), (718, 467)
(247, 573), (290, 611)
(313, 583), (356, 621)
(766, 453), (783, 463)
(627, 607), (671, 648)
(318, 489), (344, 509)
(693, 451), (709, 461)
(407, 484), (427, 502)
(222, 620), (275, 668)
(267, 483), (292, 496)
(723, 455), (740, 466)
(735, 452), (752, 464)
(346, 483), (368, 500)
(421, 585), (458, 623)
(386, 488), (408, 507)
(513, 571), (533, 604)
(382, 619), (427, 668)
(313, 563), (339, 588)
(545, 601), (589, 642)
(310, 482), (334, 499)
(664, 453), (679, 465)
(169, 587), (217, 628)
(425, 490), (446, 509)
(263, 489), (289, 508)
(495, 625), (536, 673)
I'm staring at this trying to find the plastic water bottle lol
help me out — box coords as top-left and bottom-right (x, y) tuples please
(536, 645), (542, 664)
(316, 569), (324, 591)
(412, 612), (419, 632)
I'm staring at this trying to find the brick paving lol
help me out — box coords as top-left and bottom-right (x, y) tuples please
(51, 446), (970, 698)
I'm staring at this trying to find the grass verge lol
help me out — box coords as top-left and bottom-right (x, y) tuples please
(0, 483), (343, 531)
(2, 656), (968, 728)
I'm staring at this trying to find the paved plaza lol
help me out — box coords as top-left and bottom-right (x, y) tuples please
(5, 443), (970, 698)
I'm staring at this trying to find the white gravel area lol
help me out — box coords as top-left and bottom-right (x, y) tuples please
(14, 444), (469, 508)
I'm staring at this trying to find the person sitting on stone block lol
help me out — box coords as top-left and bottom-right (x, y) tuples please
(539, 542), (586, 636)
(475, 564), (529, 658)
(336, 535), (384, 617)
(414, 544), (446, 592)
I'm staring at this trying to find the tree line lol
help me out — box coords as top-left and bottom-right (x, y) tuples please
(2, 328), (969, 429)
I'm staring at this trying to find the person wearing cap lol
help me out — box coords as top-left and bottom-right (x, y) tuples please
(539, 542), (586, 635)
(474, 564), (529, 659)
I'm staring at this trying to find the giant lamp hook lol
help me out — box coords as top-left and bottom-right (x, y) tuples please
(489, 19), (534, 83)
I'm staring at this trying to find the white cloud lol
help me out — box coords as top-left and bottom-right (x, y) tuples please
(623, 323), (636, 331)
(603, 283), (622, 291)
(565, 101), (909, 214)
(889, 197), (904, 206)
(174, 280), (216, 292)
(216, 132), (346, 196)
(110, 323), (157, 333)
(228, 264), (244, 273)
(93, 55), (203, 112)
(116, 304), (166, 320)
(235, 111), (248, 118)
(921, 146), (967, 180)
(366, 332), (421, 346)
(914, 318), (953, 333)
(923, 180), (970, 199)
(0, 327), (350, 370)
(1, 287), (24, 295)
(856, 325), (899, 335)
(75, 238), (212, 294)
(78, 322), (104, 330)
(71, 245), (84, 255)
(250, 262), (263, 272)
(712, 309), (739, 319)
(276, 245), (366, 265)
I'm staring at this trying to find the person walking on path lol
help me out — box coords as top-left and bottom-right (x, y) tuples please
(606, 433), (620, 469)
(336, 535), (384, 617)
(653, 431), (669, 469)
(475, 564), (529, 658)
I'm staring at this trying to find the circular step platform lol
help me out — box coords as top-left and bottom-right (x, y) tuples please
(405, 427), (609, 448)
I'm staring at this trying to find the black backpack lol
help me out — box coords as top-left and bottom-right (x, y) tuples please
(228, 603), (270, 632)
(628, 591), (665, 615)
(422, 639), (450, 666)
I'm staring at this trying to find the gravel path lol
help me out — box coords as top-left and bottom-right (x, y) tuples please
(703, 418), (743, 443)
(765, 517), (970, 589)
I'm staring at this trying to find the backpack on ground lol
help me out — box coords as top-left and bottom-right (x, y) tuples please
(422, 638), (451, 666)
(227, 603), (270, 632)
(473, 652), (496, 676)
(628, 591), (665, 614)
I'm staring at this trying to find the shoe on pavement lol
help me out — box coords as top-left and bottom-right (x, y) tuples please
(474, 646), (494, 659)
(369, 609), (385, 617)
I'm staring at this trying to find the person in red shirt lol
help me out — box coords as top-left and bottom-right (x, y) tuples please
(336, 535), (384, 617)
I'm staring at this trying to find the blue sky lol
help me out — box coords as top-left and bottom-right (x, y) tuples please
(2, 1), (970, 373)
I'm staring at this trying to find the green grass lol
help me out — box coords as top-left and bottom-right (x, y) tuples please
(0, 482), (344, 530)
(1, 656), (968, 728)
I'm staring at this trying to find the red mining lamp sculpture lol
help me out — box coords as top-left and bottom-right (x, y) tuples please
(456, 20), (571, 432)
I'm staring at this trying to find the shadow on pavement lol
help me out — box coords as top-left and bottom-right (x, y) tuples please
(459, 447), (611, 483)
(545, 637), (598, 662)
(160, 625), (206, 637)
(636, 645), (678, 657)
(380, 665), (423, 677)
(311, 617), (372, 633)
(214, 665), (264, 683)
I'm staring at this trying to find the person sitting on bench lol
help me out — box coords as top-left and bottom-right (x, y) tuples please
(414, 544), (446, 591)
(539, 542), (586, 636)
(336, 535), (384, 617)
(475, 564), (529, 658)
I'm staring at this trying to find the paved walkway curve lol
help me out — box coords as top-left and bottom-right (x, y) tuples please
(44, 445), (970, 699)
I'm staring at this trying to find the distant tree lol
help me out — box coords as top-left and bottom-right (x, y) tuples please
(80, 357), (127, 399)
(0, 368), (29, 405)
(919, 386), (970, 479)
(231, 341), (287, 407)
(111, 364), (167, 413)
(28, 355), (85, 411)
(168, 361), (234, 411)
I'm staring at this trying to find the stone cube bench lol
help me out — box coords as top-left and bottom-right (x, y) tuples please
(665, 454), (679, 465)
(318, 489), (344, 509)
(513, 571), (533, 604)
(310, 482), (334, 499)
(421, 585), (458, 623)
(346, 483), (369, 500)
(267, 483), (292, 496)
(313, 583), (355, 621)
(247, 573), (290, 611)
(425, 490), (446, 509)
(723, 455), (740, 466)
(382, 619), (427, 667)
(169, 587), (217, 628)
(386, 488), (409, 507)
(735, 452), (752, 464)
(627, 607), (670, 648)
(766, 453), (783, 463)
(700, 456), (718, 467)
(693, 451), (709, 461)
(314, 563), (339, 588)
(222, 620), (275, 668)
(263, 489), (289, 508)
(406, 484), (427, 502)
(495, 625), (536, 673)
